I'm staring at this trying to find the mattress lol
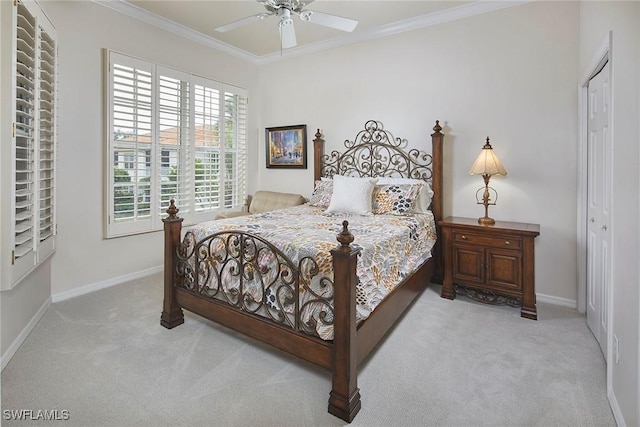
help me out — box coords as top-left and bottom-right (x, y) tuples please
(187, 204), (437, 339)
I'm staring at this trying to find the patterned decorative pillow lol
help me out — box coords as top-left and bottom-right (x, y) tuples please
(372, 183), (423, 215)
(308, 179), (333, 208)
(376, 177), (433, 213)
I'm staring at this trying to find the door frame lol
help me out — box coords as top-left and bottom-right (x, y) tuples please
(576, 30), (612, 378)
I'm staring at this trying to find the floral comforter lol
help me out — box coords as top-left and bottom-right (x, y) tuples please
(188, 204), (437, 340)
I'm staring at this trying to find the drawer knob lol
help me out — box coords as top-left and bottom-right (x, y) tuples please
(461, 235), (467, 240)
(505, 241), (510, 245)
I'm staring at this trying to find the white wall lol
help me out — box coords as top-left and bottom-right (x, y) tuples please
(579, 3), (640, 426)
(257, 1), (580, 302)
(39, 1), (260, 296)
(0, 261), (50, 361)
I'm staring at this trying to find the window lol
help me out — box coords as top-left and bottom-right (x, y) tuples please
(2, 0), (57, 289)
(106, 51), (247, 237)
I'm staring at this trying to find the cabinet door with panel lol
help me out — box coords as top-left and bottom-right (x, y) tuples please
(1, 0), (57, 289)
(486, 247), (522, 291)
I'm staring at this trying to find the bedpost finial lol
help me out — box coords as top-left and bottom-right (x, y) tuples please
(166, 199), (179, 218)
(337, 220), (354, 247)
(433, 120), (442, 134)
(315, 129), (322, 139)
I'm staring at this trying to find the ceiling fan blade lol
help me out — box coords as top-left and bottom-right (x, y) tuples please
(301, 10), (358, 32)
(215, 13), (272, 33)
(280, 21), (297, 49)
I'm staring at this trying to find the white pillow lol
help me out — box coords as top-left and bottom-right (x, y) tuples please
(326, 175), (378, 215)
(376, 177), (433, 213)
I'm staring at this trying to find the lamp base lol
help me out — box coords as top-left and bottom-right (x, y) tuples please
(477, 216), (495, 226)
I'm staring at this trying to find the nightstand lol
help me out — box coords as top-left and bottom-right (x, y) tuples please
(440, 216), (540, 319)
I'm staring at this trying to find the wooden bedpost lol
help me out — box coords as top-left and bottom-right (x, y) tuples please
(431, 120), (445, 284)
(161, 199), (185, 329)
(313, 129), (324, 182)
(328, 221), (362, 422)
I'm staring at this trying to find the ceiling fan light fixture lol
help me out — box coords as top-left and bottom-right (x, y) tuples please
(277, 8), (293, 27)
(299, 11), (312, 22)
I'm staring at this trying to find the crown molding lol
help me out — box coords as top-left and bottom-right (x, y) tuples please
(93, 0), (261, 64)
(93, 0), (531, 65)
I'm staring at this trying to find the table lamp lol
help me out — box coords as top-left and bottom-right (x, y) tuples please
(469, 137), (507, 226)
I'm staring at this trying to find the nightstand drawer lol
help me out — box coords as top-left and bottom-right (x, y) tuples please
(452, 231), (522, 250)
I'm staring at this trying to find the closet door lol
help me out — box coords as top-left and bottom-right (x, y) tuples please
(586, 61), (611, 359)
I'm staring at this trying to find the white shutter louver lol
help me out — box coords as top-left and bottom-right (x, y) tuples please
(223, 90), (247, 209)
(158, 72), (189, 218)
(193, 82), (221, 213)
(38, 24), (56, 259)
(14, 3), (37, 269)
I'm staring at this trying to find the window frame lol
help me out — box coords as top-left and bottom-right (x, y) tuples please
(105, 50), (248, 238)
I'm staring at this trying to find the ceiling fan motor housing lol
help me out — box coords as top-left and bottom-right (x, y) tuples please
(261, 0), (310, 14)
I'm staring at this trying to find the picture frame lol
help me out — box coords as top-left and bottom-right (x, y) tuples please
(265, 124), (307, 169)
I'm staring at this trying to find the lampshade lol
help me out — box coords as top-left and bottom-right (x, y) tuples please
(469, 137), (507, 176)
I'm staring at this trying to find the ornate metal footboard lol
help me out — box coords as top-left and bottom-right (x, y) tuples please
(162, 202), (362, 422)
(175, 226), (336, 338)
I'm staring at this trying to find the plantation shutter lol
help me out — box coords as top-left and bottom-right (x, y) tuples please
(4, 0), (58, 288)
(157, 67), (190, 219)
(14, 2), (37, 274)
(222, 87), (247, 209)
(37, 18), (56, 260)
(192, 77), (222, 216)
(108, 53), (154, 236)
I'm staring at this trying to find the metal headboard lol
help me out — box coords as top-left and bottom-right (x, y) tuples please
(317, 120), (433, 183)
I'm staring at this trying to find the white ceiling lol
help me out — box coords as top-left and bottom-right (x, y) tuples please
(95, 1), (527, 63)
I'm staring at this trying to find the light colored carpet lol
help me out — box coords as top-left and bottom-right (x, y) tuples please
(2, 273), (615, 426)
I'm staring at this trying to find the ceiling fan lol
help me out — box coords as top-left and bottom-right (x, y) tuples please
(214, 0), (358, 49)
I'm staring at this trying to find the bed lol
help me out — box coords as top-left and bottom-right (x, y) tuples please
(161, 119), (445, 422)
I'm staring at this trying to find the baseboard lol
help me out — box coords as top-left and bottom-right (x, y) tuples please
(1, 297), (51, 372)
(51, 265), (163, 303)
(608, 388), (627, 427)
(536, 293), (577, 309)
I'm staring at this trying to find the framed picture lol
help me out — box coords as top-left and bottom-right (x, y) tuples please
(265, 124), (307, 169)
